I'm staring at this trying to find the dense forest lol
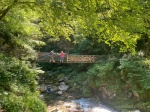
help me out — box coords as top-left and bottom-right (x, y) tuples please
(0, 0), (150, 112)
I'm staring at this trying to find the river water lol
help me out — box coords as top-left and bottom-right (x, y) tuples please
(46, 95), (117, 112)
(71, 98), (117, 112)
(44, 82), (139, 112)
(46, 94), (140, 112)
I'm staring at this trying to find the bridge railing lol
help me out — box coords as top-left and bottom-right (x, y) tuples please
(36, 52), (118, 63)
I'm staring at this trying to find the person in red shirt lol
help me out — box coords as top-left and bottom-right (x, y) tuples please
(58, 51), (66, 62)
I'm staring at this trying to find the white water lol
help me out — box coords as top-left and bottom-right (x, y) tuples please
(71, 98), (117, 112)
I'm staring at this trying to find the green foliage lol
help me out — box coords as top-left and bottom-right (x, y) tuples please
(86, 62), (115, 88)
(119, 56), (150, 90)
(0, 54), (37, 90)
(0, 53), (46, 112)
(23, 95), (46, 112)
(1, 0), (150, 54)
(72, 36), (111, 55)
(2, 93), (46, 112)
(136, 102), (150, 112)
(2, 94), (25, 112)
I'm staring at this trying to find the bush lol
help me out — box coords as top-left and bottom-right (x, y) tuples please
(0, 53), (46, 112)
(119, 56), (150, 90)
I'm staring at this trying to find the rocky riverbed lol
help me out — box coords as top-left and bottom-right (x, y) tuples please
(46, 97), (117, 112)
(39, 74), (141, 112)
(39, 78), (117, 112)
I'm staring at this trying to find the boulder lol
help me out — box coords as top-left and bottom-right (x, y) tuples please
(39, 84), (47, 92)
(57, 91), (63, 95)
(58, 82), (69, 91)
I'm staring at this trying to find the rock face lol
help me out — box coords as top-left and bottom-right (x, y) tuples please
(39, 84), (47, 92)
(58, 82), (69, 91)
(0, 107), (3, 112)
(57, 82), (69, 95)
(98, 86), (116, 102)
(39, 77), (69, 95)
(128, 90), (140, 101)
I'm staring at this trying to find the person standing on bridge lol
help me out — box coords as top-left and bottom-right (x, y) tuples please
(49, 50), (55, 62)
(58, 51), (66, 62)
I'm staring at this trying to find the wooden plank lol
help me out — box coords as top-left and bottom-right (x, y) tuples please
(37, 52), (100, 63)
(66, 55), (95, 63)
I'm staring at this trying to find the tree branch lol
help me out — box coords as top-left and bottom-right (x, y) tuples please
(0, 5), (14, 21)
(17, 2), (36, 4)
(0, 1), (36, 21)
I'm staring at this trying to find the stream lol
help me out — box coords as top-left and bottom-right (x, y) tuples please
(43, 84), (117, 112)
(46, 94), (117, 112)
(41, 78), (140, 112)
(71, 98), (117, 112)
(45, 93), (140, 112)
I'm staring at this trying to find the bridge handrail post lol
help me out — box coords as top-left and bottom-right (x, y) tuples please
(67, 54), (68, 62)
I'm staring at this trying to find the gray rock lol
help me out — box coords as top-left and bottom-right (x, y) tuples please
(58, 82), (69, 91)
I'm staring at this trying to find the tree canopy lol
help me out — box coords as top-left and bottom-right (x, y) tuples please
(1, 0), (150, 54)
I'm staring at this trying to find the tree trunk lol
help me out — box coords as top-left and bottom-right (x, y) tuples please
(0, 5), (13, 21)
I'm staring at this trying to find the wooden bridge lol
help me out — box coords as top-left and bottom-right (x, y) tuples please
(36, 52), (111, 63)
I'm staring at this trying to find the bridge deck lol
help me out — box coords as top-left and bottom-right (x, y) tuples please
(37, 52), (117, 63)
(36, 52), (108, 63)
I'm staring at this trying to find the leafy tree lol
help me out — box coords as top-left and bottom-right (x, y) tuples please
(0, 53), (46, 112)
(1, 0), (150, 54)
(0, 0), (46, 111)
(119, 56), (150, 100)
